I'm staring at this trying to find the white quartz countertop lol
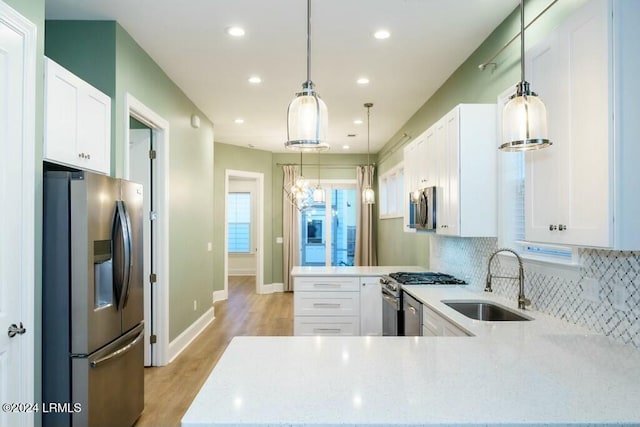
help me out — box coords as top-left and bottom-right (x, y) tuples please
(291, 265), (426, 277)
(182, 286), (640, 427)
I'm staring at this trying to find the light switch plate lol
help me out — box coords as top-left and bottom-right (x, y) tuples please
(276, 237), (283, 244)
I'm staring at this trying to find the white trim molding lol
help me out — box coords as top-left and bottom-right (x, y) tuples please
(124, 93), (171, 366)
(168, 307), (215, 363)
(213, 290), (228, 303)
(261, 283), (285, 294)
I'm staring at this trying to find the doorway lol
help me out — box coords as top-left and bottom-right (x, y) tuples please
(224, 170), (265, 296)
(125, 94), (170, 366)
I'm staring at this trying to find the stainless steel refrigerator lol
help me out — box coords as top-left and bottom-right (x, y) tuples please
(43, 169), (144, 427)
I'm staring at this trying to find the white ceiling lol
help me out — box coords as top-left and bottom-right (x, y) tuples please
(45, 0), (518, 153)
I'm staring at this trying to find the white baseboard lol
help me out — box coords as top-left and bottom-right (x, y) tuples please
(260, 282), (284, 294)
(213, 289), (228, 303)
(228, 271), (257, 276)
(168, 306), (215, 363)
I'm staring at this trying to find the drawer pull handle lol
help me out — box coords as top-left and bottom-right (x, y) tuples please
(313, 328), (341, 333)
(313, 303), (340, 308)
(313, 283), (341, 288)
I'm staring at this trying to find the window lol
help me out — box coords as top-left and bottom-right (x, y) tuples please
(299, 183), (356, 267)
(497, 87), (576, 264)
(227, 192), (251, 253)
(378, 163), (404, 218)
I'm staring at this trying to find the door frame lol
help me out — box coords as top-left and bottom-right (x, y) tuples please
(0, 2), (36, 424)
(224, 170), (265, 294)
(123, 93), (170, 366)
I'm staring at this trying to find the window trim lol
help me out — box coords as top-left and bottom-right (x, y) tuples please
(378, 161), (404, 219)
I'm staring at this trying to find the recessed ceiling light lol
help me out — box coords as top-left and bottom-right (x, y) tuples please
(234, 118), (244, 124)
(248, 76), (262, 84)
(353, 119), (363, 125)
(342, 145), (350, 150)
(374, 29), (390, 40)
(357, 77), (370, 85)
(227, 26), (245, 37)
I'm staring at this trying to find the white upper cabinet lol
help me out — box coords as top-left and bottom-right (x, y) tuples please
(44, 57), (111, 175)
(436, 104), (497, 237)
(524, 0), (640, 249)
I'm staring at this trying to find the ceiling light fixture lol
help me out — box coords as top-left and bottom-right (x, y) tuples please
(286, 152), (314, 211)
(342, 145), (350, 150)
(285, 0), (329, 152)
(234, 118), (244, 124)
(362, 102), (375, 205)
(248, 76), (262, 84)
(227, 26), (245, 37)
(353, 119), (363, 125)
(374, 29), (390, 40)
(357, 77), (370, 85)
(501, 0), (551, 151)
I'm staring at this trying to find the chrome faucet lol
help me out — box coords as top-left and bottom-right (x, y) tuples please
(485, 248), (531, 310)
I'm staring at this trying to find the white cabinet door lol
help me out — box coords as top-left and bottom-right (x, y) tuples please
(44, 58), (111, 174)
(525, 0), (611, 247)
(438, 109), (460, 236)
(403, 139), (418, 232)
(435, 104), (496, 237)
(360, 277), (382, 336)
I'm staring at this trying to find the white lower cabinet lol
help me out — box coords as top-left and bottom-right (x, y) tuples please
(422, 305), (469, 337)
(293, 276), (383, 336)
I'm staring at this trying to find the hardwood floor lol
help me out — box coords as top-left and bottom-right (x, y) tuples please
(134, 276), (293, 427)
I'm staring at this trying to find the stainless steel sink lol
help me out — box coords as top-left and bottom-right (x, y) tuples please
(442, 300), (531, 321)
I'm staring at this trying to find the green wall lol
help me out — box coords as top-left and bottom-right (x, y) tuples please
(375, 0), (587, 267)
(5, 0), (45, 422)
(45, 21), (216, 341)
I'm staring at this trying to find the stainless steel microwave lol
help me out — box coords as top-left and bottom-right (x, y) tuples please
(414, 186), (436, 231)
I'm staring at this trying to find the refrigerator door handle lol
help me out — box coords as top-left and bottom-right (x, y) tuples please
(121, 204), (134, 309)
(113, 201), (132, 311)
(90, 328), (144, 368)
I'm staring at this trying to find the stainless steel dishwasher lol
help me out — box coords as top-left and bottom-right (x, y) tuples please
(402, 291), (422, 336)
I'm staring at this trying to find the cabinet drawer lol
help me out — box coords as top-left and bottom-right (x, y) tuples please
(294, 276), (359, 292)
(294, 316), (359, 336)
(294, 291), (360, 316)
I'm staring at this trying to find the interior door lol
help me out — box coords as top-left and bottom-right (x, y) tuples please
(129, 120), (154, 365)
(0, 4), (36, 426)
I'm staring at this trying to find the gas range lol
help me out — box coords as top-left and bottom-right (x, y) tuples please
(380, 272), (467, 297)
(381, 271), (467, 336)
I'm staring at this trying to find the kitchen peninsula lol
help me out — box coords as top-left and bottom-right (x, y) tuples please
(182, 272), (640, 426)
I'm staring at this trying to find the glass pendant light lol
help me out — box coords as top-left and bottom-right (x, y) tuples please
(285, 0), (329, 152)
(501, 0), (551, 151)
(362, 103), (375, 205)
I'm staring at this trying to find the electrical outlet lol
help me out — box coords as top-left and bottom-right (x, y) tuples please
(581, 277), (600, 303)
(207, 242), (212, 252)
(613, 284), (629, 311)
(193, 300), (197, 311)
(276, 237), (283, 244)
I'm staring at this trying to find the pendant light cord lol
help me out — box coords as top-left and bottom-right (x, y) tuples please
(306, 0), (311, 83)
(367, 106), (371, 167)
(520, 0), (525, 82)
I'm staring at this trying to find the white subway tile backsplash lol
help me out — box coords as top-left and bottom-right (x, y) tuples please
(430, 236), (640, 349)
